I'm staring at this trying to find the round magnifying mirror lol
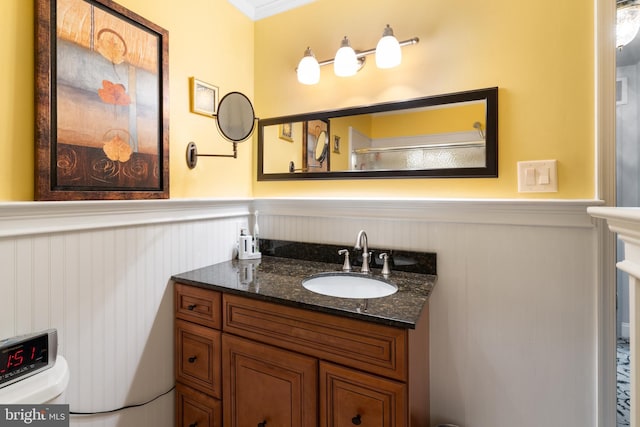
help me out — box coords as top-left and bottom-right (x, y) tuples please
(216, 92), (256, 142)
(315, 130), (329, 164)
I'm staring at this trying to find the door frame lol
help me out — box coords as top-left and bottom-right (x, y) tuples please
(596, 0), (619, 425)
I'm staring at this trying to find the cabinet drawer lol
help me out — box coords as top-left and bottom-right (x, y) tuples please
(175, 283), (222, 329)
(223, 294), (407, 381)
(176, 383), (221, 427)
(176, 319), (222, 398)
(320, 361), (407, 427)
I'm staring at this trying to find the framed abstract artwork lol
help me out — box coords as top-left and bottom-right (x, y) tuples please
(35, 0), (170, 200)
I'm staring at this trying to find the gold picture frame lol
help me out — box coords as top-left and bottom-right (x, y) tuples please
(279, 122), (293, 142)
(333, 135), (341, 154)
(190, 77), (218, 117)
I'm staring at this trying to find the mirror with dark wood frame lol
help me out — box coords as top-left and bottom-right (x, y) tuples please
(258, 87), (498, 180)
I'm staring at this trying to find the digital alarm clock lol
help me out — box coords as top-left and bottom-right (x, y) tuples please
(0, 329), (58, 389)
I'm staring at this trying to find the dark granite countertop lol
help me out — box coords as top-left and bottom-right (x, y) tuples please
(172, 255), (436, 329)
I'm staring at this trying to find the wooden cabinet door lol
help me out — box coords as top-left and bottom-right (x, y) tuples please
(222, 333), (318, 427)
(320, 362), (407, 427)
(176, 383), (221, 427)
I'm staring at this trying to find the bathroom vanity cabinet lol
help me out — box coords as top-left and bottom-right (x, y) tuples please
(175, 285), (223, 427)
(174, 279), (431, 427)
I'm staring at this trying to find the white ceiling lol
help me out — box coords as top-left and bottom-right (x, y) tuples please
(227, 0), (316, 21)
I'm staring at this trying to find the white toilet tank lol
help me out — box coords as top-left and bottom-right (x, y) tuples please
(0, 355), (69, 404)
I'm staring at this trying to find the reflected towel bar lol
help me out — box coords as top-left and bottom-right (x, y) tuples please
(353, 140), (485, 154)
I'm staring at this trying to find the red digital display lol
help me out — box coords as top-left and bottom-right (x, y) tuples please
(0, 334), (49, 386)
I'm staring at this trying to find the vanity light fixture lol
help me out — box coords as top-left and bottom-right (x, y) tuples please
(375, 24), (402, 69)
(334, 36), (359, 77)
(296, 25), (419, 85)
(618, 0), (640, 49)
(296, 47), (320, 85)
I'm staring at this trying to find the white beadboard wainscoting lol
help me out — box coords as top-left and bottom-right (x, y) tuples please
(255, 198), (604, 427)
(0, 199), (253, 427)
(0, 198), (607, 427)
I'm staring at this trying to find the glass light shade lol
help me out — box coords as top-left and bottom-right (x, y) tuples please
(297, 47), (320, 85)
(618, 5), (640, 49)
(334, 36), (358, 77)
(375, 25), (402, 69)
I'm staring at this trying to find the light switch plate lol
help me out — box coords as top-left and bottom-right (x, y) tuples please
(517, 160), (558, 192)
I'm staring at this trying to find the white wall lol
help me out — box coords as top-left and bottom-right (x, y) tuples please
(0, 198), (602, 427)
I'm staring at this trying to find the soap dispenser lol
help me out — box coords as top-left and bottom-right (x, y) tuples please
(238, 228), (261, 260)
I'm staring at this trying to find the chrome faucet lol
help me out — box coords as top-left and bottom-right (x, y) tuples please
(354, 230), (371, 274)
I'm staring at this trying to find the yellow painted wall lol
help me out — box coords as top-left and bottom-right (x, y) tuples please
(329, 114), (373, 171)
(371, 103), (485, 138)
(1, 0), (595, 200)
(253, 0), (594, 198)
(262, 122), (303, 173)
(0, 0), (254, 200)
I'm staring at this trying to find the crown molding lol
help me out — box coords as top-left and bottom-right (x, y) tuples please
(227, 0), (315, 21)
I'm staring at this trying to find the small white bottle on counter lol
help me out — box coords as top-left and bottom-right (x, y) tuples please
(253, 211), (260, 253)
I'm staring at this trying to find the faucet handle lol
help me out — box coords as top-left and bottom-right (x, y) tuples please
(338, 249), (352, 272)
(379, 253), (391, 276)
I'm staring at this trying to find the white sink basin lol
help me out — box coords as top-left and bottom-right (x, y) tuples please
(302, 273), (397, 299)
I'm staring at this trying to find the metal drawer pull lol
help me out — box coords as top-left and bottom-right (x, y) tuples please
(352, 414), (362, 425)
(187, 304), (197, 310)
(258, 421), (267, 427)
(188, 356), (197, 363)
(188, 423), (198, 427)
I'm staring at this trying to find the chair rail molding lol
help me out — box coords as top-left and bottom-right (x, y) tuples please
(0, 198), (253, 238)
(0, 198), (604, 239)
(254, 198), (603, 228)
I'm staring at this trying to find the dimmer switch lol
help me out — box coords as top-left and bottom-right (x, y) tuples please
(517, 160), (558, 192)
